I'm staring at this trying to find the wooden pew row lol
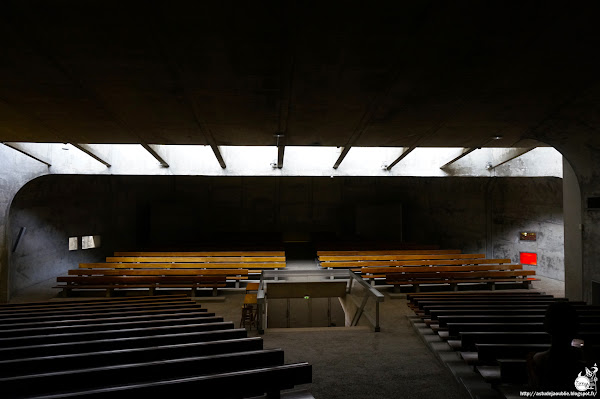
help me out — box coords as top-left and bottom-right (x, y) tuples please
(428, 308), (600, 321)
(0, 305), (210, 325)
(0, 294), (190, 309)
(413, 298), (569, 310)
(457, 331), (600, 352)
(409, 293), (546, 308)
(0, 321), (235, 348)
(55, 275), (227, 297)
(0, 337), (265, 377)
(320, 253), (482, 262)
(0, 310), (215, 332)
(0, 298), (200, 316)
(0, 328), (249, 360)
(475, 344), (600, 385)
(322, 256), (503, 269)
(473, 342), (600, 364)
(106, 256), (286, 263)
(1, 349), (287, 398)
(79, 262), (285, 269)
(0, 315), (224, 338)
(409, 296), (556, 312)
(26, 363), (312, 399)
(434, 315), (600, 335)
(317, 249), (459, 256)
(68, 268), (249, 279)
(446, 322), (600, 340)
(0, 295), (313, 398)
(418, 303), (590, 317)
(0, 301), (202, 320)
(387, 270), (535, 291)
(114, 251), (285, 257)
(407, 291), (544, 300)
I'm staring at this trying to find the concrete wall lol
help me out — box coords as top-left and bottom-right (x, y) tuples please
(8, 176), (118, 297)
(0, 145), (48, 301)
(6, 175), (565, 298)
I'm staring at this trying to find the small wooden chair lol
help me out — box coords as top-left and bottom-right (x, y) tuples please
(246, 282), (260, 292)
(240, 293), (258, 329)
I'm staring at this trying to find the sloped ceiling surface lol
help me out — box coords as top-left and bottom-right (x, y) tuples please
(0, 2), (598, 148)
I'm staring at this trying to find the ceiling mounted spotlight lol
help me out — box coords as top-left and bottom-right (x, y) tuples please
(492, 135), (503, 140)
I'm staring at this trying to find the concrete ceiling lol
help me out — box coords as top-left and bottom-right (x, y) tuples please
(0, 2), (598, 149)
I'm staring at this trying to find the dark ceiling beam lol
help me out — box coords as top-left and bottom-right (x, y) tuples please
(440, 147), (478, 169)
(276, 134), (286, 169)
(71, 143), (111, 167)
(0, 20), (159, 156)
(276, 4), (296, 169)
(148, 15), (226, 169)
(141, 144), (169, 168)
(384, 146), (416, 170)
(3, 142), (51, 166)
(332, 146), (351, 170)
(488, 147), (535, 169)
(332, 96), (384, 169)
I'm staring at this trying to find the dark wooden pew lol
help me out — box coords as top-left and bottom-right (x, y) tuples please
(0, 328), (249, 360)
(1, 349), (287, 398)
(0, 305), (206, 325)
(0, 294), (190, 310)
(0, 321), (233, 347)
(407, 291), (544, 300)
(447, 322), (600, 339)
(0, 337), (264, 377)
(419, 303), (589, 316)
(56, 275), (227, 297)
(409, 294), (553, 307)
(426, 306), (600, 320)
(436, 314), (600, 328)
(0, 310), (215, 331)
(25, 362), (312, 399)
(458, 331), (600, 351)
(0, 315), (224, 338)
(0, 299), (200, 317)
(0, 316), (229, 340)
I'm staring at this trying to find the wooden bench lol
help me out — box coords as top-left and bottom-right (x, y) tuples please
(0, 315), (226, 338)
(0, 321), (237, 349)
(106, 256), (286, 263)
(55, 275), (227, 297)
(0, 309), (216, 333)
(0, 295), (313, 398)
(114, 251), (285, 257)
(0, 336), (265, 377)
(0, 294), (190, 309)
(0, 348), (288, 397)
(320, 253), (482, 269)
(0, 298), (199, 316)
(317, 249), (461, 256)
(22, 362), (312, 399)
(458, 331), (600, 351)
(0, 328), (250, 361)
(407, 291), (544, 300)
(0, 305), (211, 326)
(428, 307), (600, 320)
(362, 264), (535, 291)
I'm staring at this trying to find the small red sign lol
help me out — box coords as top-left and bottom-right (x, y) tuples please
(520, 252), (537, 266)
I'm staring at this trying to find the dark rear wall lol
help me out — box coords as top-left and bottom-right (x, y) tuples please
(8, 175), (563, 297)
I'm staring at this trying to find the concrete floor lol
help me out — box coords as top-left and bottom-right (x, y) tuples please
(8, 272), (566, 399)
